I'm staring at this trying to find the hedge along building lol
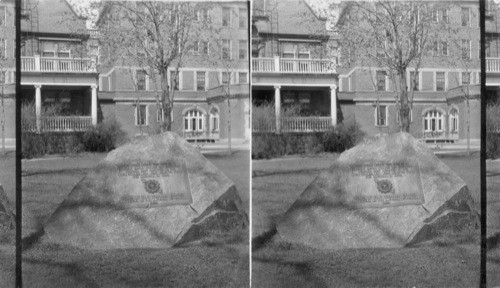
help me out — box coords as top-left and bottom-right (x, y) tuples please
(20, 0), (99, 133)
(335, 0), (481, 142)
(96, 1), (250, 142)
(252, 0), (481, 143)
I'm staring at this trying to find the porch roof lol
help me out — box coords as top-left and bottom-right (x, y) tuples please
(337, 91), (450, 103)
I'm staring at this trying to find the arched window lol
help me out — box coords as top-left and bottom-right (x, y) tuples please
(183, 109), (204, 132)
(423, 109), (444, 132)
(449, 108), (459, 133)
(209, 107), (219, 132)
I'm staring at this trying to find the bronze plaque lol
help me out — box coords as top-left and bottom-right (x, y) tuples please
(344, 160), (424, 208)
(113, 160), (192, 208)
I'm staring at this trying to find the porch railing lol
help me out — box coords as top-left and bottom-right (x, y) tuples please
(21, 56), (97, 73)
(486, 57), (500, 73)
(252, 57), (335, 74)
(22, 116), (94, 132)
(253, 117), (332, 133)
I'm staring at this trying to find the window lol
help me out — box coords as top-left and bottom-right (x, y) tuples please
(376, 71), (386, 91)
(238, 72), (247, 84)
(431, 10), (438, 22)
(184, 110), (204, 132)
(222, 7), (231, 27)
(156, 106), (164, 122)
(461, 39), (470, 60)
(222, 39), (231, 60)
(0, 71), (5, 84)
(209, 107), (219, 132)
(424, 110), (443, 132)
(239, 8), (247, 28)
(449, 108), (459, 133)
(0, 39), (5, 59)
(436, 72), (445, 91)
(193, 41), (199, 55)
(442, 9), (449, 23)
(135, 104), (147, 126)
(396, 109), (413, 123)
(170, 71), (179, 90)
(202, 41), (210, 55)
(461, 7), (470, 27)
(375, 105), (387, 126)
(196, 9), (209, 22)
(0, 7), (5, 26)
(410, 71), (419, 91)
(432, 41), (438, 56)
(136, 70), (146, 90)
(441, 42), (448, 56)
(376, 41), (385, 58)
(196, 71), (205, 91)
(461, 72), (470, 85)
(239, 40), (247, 60)
(43, 50), (55, 57)
(222, 72), (231, 85)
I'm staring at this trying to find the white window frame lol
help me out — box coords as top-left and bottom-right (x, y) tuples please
(135, 104), (148, 126)
(221, 39), (232, 60)
(184, 109), (205, 132)
(442, 8), (449, 23)
(238, 72), (248, 84)
(461, 7), (471, 27)
(239, 7), (247, 29)
(135, 69), (147, 91)
(193, 41), (200, 55)
(461, 71), (471, 85)
(374, 105), (388, 127)
(221, 71), (231, 85)
(58, 49), (71, 58)
(209, 107), (220, 132)
(156, 106), (164, 122)
(239, 40), (247, 60)
(396, 109), (413, 123)
(441, 42), (448, 56)
(461, 39), (471, 60)
(376, 70), (387, 91)
(42, 50), (56, 58)
(196, 70), (206, 91)
(435, 71), (446, 91)
(409, 70), (420, 91)
(423, 110), (444, 132)
(222, 7), (231, 27)
(0, 7), (5, 27)
(449, 108), (459, 133)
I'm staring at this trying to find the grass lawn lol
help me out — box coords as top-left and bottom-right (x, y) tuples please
(252, 152), (487, 288)
(19, 150), (250, 288)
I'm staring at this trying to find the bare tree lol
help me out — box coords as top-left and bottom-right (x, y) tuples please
(337, 1), (454, 132)
(97, 1), (214, 131)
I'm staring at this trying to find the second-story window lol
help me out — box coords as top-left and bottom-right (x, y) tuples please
(461, 7), (470, 27)
(0, 7), (5, 27)
(193, 41), (199, 55)
(202, 41), (210, 55)
(170, 71), (179, 90)
(436, 72), (445, 91)
(461, 72), (471, 85)
(441, 42), (448, 56)
(461, 39), (470, 60)
(222, 7), (231, 27)
(222, 72), (231, 85)
(136, 70), (146, 91)
(239, 40), (247, 60)
(238, 72), (247, 84)
(410, 71), (419, 91)
(376, 71), (386, 91)
(0, 39), (5, 59)
(196, 71), (205, 91)
(222, 39), (231, 60)
(239, 8), (247, 28)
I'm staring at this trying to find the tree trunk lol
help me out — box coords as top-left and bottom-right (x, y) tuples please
(399, 72), (411, 133)
(160, 68), (172, 132)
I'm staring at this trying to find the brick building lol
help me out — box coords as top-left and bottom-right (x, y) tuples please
(96, 1), (250, 142)
(252, 0), (481, 142)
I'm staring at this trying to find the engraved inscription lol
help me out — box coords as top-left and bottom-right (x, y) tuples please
(113, 161), (192, 208)
(344, 160), (424, 208)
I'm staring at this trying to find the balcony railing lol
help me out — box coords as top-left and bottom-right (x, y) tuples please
(21, 56), (97, 73)
(487, 57), (500, 73)
(252, 57), (335, 74)
(253, 117), (332, 133)
(22, 116), (93, 133)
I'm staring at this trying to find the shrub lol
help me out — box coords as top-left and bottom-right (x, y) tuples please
(82, 117), (127, 152)
(322, 119), (365, 153)
(487, 103), (500, 159)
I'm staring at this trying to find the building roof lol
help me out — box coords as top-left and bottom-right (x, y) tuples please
(21, 0), (87, 35)
(253, 0), (328, 37)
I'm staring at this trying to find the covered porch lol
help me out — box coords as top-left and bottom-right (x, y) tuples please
(21, 84), (98, 132)
(252, 84), (337, 133)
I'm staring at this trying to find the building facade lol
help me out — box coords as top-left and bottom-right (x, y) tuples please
(97, 1), (250, 142)
(252, 0), (481, 142)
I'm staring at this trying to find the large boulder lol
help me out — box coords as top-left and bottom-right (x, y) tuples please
(43, 133), (248, 249)
(276, 133), (478, 249)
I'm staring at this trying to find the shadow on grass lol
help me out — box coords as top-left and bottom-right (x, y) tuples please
(22, 229), (45, 251)
(252, 168), (325, 178)
(487, 232), (500, 251)
(252, 227), (277, 251)
(23, 257), (100, 287)
(22, 168), (91, 177)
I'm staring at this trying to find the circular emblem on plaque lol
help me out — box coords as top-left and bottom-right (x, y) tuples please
(376, 179), (393, 194)
(143, 179), (161, 194)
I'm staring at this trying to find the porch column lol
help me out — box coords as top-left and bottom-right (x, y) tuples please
(274, 85), (281, 133)
(35, 84), (42, 133)
(91, 84), (98, 125)
(330, 84), (337, 126)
